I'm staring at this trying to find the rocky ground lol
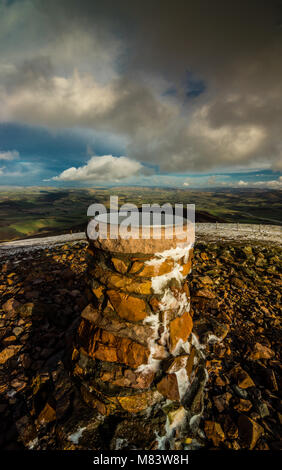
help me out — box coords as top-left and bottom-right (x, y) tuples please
(0, 240), (281, 450)
(190, 242), (282, 450)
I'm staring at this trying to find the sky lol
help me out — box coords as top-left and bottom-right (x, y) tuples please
(0, 0), (281, 188)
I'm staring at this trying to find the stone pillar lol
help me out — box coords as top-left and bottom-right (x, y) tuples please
(71, 218), (206, 444)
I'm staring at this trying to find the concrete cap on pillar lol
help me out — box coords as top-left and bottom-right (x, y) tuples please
(88, 210), (195, 254)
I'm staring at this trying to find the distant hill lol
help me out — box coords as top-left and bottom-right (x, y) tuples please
(0, 187), (280, 242)
(195, 210), (226, 223)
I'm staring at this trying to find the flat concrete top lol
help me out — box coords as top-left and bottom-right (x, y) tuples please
(94, 211), (188, 227)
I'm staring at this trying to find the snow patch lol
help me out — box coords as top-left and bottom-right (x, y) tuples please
(68, 426), (87, 444)
(189, 412), (202, 431)
(175, 367), (190, 400)
(27, 437), (38, 449)
(191, 333), (206, 352)
(146, 244), (193, 264)
(207, 333), (223, 344)
(136, 311), (165, 374)
(171, 337), (190, 356)
(115, 438), (128, 450)
(159, 289), (190, 316)
(151, 264), (185, 294)
(139, 244), (193, 380)
(156, 406), (188, 450)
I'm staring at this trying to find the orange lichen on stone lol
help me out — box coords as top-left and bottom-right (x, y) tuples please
(204, 421), (225, 446)
(157, 373), (180, 401)
(117, 390), (162, 413)
(106, 368), (155, 389)
(164, 354), (189, 374)
(180, 259), (192, 276)
(92, 284), (104, 300)
(81, 304), (100, 324)
(186, 346), (196, 379)
(169, 310), (193, 352)
(73, 364), (85, 377)
(183, 281), (190, 298)
(115, 336), (150, 368)
(111, 257), (129, 274)
(71, 347), (79, 361)
(248, 342), (275, 361)
(78, 318), (95, 350)
(238, 415), (264, 450)
(130, 259), (175, 277)
(37, 403), (56, 425)
(107, 290), (148, 322)
(108, 273), (152, 295)
(90, 265), (152, 294)
(94, 343), (119, 363)
(80, 386), (117, 416)
(78, 322), (150, 369)
(229, 365), (255, 389)
(0, 345), (22, 364)
(0, 384), (8, 394)
(149, 296), (161, 313)
(129, 261), (145, 274)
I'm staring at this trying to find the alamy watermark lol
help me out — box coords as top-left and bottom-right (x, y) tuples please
(87, 196), (195, 242)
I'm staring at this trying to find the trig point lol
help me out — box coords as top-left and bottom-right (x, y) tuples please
(71, 211), (206, 447)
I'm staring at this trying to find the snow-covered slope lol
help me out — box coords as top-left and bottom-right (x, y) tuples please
(0, 223), (281, 259)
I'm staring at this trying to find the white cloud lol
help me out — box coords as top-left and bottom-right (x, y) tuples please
(0, 70), (117, 127)
(52, 155), (143, 182)
(189, 106), (267, 160)
(237, 177), (282, 188)
(252, 177), (282, 188)
(0, 160), (42, 179)
(0, 150), (19, 161)
(207, 175), (217, 185)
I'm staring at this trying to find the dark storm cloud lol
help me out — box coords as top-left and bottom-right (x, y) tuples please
(38, 0), (281, 82)
(0, 0), (282, 174)
(3, 56), (54, 93)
